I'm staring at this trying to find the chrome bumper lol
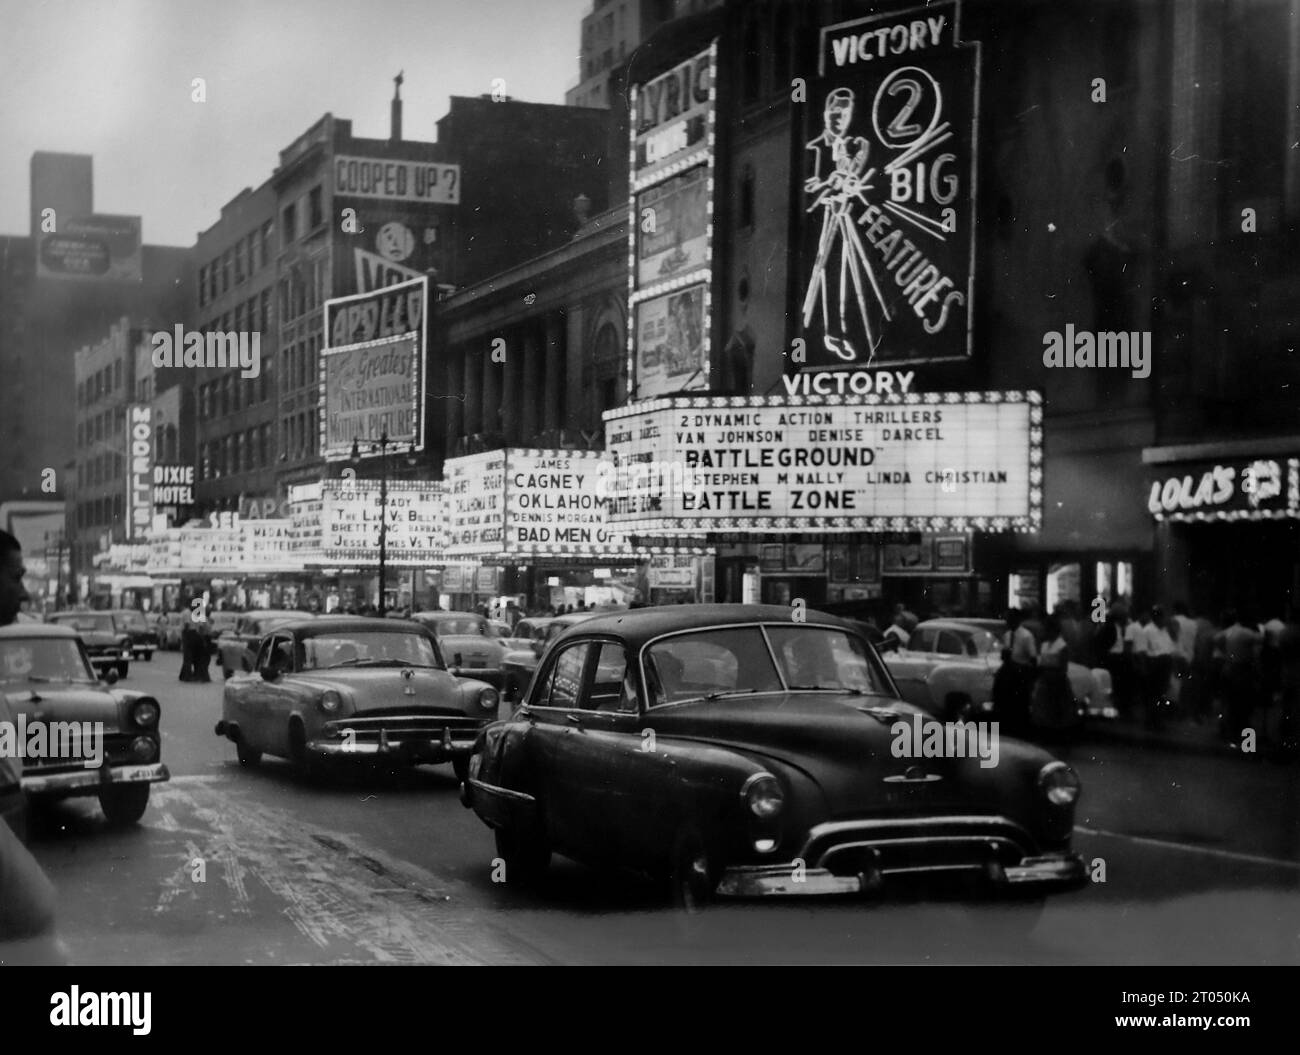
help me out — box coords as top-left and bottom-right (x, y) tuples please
(716, 851), (1086, 898)
(22, 762), (170, 797)
(311, 722), (480, 761)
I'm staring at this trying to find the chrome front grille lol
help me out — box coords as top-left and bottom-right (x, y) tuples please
(802, 815), (1037, 878)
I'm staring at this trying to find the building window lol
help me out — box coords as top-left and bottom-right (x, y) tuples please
(235, 238), (246, 283)
(742, 16), (761, 104)
(282, 203), (296, 247)
(198, 264), (207, 307)
(222, 249), (232, 293)
(739, 163), (755, 229)
(309, 185), (324, 230)
(1221, 0), (1290, 214)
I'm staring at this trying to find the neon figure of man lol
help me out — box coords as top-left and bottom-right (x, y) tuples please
(801, 88), (890, 363)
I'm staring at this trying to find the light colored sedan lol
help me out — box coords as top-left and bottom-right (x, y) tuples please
(883, 618), (1115, 723)
(216, 617), (499, 781)
(216, 610), (314, 677)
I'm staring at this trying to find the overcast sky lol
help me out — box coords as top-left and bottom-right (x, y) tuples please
(0, 0), (593, 245)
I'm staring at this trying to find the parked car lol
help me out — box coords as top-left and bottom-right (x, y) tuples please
(105, 609), (158, 662)
(463, 604), (1087, 912)
(215, 617), (499, 781)
(498, 613), (600, 702)
(45, 611), (133, 678)
(0, 623), (169, 825)
(882, 618), (1116, 724)
(409, 611), (508, 689)
(216, 610), (314, 677)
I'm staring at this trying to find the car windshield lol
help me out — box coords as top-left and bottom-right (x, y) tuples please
(430, 616), (488, 637)
(964, 629), (1002, 656)
(299, 631), (441, 670)
(55, 614), (115, 634)
(645, 625), (892, 706)
(0, 638), (97, 683)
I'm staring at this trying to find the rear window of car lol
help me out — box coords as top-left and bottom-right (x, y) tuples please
(431, 617), (488, 636)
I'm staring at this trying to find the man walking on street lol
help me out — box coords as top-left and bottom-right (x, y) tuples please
(1216, 609), (1262, 748)
(1142, 606), (1176, 730)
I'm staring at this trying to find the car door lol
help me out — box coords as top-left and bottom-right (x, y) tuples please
(522, 639), (603, 859)
(573, 639), (675, 870)
(246, 633), (293, 753)
(886, 626), (939, 706)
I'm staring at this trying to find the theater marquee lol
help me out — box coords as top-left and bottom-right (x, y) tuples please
(796, 0), (980, 369)
(602, 391), (1042, 534)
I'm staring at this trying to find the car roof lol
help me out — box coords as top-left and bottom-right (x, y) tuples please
(412, 610), (484, 620)
(270, 617), (431, 638)
(555, 604), (851, 649)
(0, 623), (79, 638)
(915, 619), (1003, 633)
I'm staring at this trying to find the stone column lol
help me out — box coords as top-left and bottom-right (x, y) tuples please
(463, 344), (482, 436)
(520, 327), (541, 443)
(542, 312), (563, 435)
(503, 327), (523, 444)
(482, 333), (502, 440)
(444, 343), (464, 454)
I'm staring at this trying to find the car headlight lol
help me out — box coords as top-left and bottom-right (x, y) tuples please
(741, 772), (785, 819)
(131, 699), (159, 727)
(477, 687), (499, 711)
(1038, 761), (1081, 806)
(320, 689), (343, 713)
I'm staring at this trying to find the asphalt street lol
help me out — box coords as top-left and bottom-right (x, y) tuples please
(15, 656), (1300, 965)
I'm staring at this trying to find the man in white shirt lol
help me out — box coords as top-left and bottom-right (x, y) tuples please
(1142, 606), (1176, 728)
(883, 613), (911, 649)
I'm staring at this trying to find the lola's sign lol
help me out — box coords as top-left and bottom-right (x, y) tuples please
(1147, 457), (1298, 521)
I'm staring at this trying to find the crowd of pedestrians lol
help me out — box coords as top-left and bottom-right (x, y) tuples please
(1001, 598), (1299, 754)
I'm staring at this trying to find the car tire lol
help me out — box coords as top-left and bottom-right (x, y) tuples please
(116, 661), (129, 679)
(99, 784), (150, 826)
(494, 821), (550, 886)
(143, 651), (153, 662)
(452, 756), (470, 784)
(668, 826), (718, 913)
(236, 741), (262, 767)
(945, 694), (975, 722)
(289, 720), (324, 781)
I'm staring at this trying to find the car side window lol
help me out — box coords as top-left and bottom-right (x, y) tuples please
(909, 628), (938, 653)
(935, 631), (964, 656)
(536, 642), (591, 709)
(254, 636), (276, 670)
(583, 643), (636, 713)
(266, 635), (294, 673)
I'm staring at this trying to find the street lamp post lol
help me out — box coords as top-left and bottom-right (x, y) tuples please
(352, 429), (392, 617)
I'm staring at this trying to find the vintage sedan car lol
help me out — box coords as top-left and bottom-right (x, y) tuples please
(409, 611), (508, 689)
(215, 617), (499, 781)
(105, 608), (158, 661)
(46, 611), (133, 679)
(0, 624), (169, 825)
(884, 618), (1116, 725)
(463, 604), (1087, 912)
(498, 613), (600, 702)
(216, 609), (314, 677)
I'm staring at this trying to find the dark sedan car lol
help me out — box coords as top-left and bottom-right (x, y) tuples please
(46, 611), (133, 678)
(105, 609), (159, 661)
(464, 604), (1087, 915)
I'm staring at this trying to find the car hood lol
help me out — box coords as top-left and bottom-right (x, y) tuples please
(647, 692), (1042, 817)
(2, 683), (120, 725)
(71, 631), (121, 647)
(288, 667), (487, 715)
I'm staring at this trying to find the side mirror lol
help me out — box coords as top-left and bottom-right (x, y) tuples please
(260, 666), (279, 682)
(102, 668), (119, 685)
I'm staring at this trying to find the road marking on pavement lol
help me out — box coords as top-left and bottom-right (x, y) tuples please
(1075, 825), (1300, 872)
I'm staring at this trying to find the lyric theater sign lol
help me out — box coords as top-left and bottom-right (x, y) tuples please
(321, 480), (445, 565)
(602, 391), (1041, 534)
(797, 0), (980, 368)
(321, 277), (427, 460)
